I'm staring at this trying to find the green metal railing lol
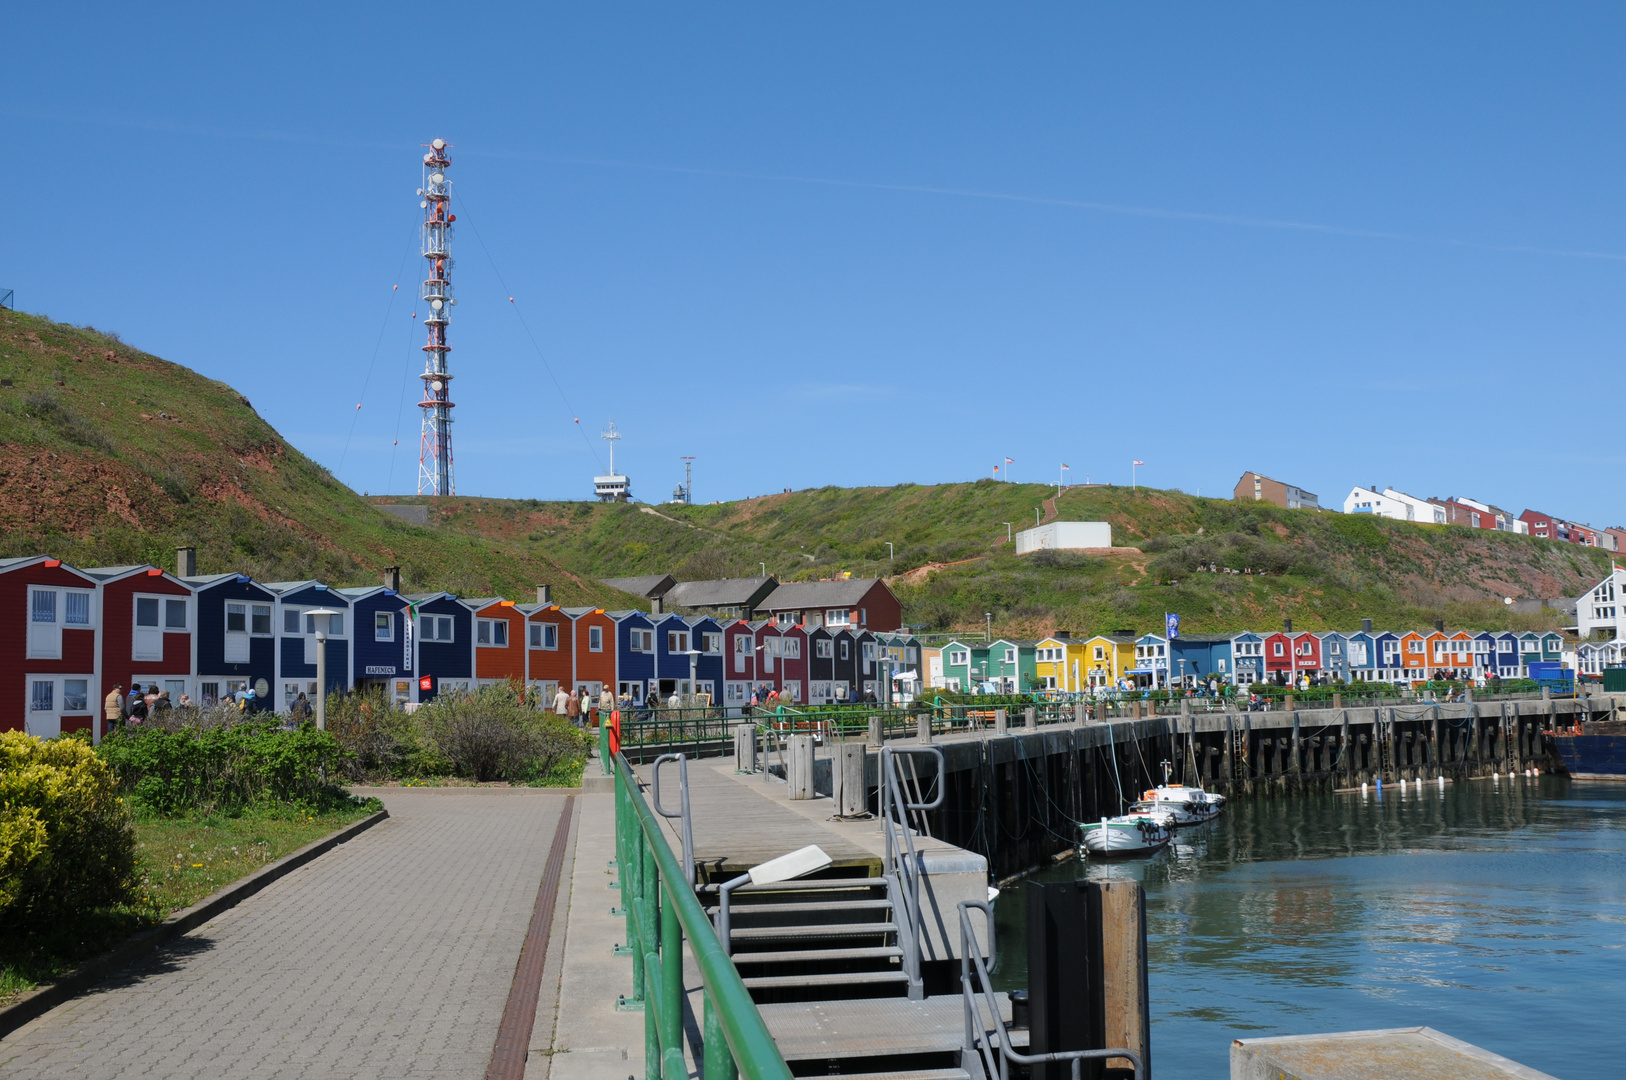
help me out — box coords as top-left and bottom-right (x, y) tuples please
(613, 752), (793, 1080)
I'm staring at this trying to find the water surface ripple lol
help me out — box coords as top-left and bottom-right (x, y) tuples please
(991, 775), (1626, 1080)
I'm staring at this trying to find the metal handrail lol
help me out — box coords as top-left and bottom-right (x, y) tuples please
(615, 753), (793, 1080)
(879, 745), (944, 1000)
(651, 752), (695, 885)
(957, 901), (1144, 1080)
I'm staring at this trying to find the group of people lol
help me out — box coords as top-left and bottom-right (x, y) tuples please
(551, 684), (616, 728)
(102, 682), (193, 728)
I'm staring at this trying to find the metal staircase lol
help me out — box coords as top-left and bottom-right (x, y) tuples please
(705, 876), (909, 1002)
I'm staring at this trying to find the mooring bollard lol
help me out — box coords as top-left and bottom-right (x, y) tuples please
(918, 713), (932, 744)
(868, 716), (883, 746)
(1075, 702), (1088, 726)
(994, 708), (1008, 735)
(1333, 692), (1342, 709)
(733, 725), (757, 774)
(1024, 706), (1037, 730)
(787, 734), (815, 799)
(832, 742), (868, 818)
(1285, 694), (1296, 713)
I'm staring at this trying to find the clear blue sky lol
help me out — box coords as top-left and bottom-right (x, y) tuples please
(6, 5), (1625, 522)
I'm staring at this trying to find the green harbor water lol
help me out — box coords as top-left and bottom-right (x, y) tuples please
(990, 774), (1625, 1080)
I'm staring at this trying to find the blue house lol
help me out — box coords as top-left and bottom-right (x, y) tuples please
(1132, 633), (1169, 689)
(406, 592), (473, 702)
(1168, 633), (1233, 687)
(336, 585), (413, 704)
(646, 612), (703, 700)
(609, 610), (657, 703)
(1371, 631), (1403, 682)
(681, 615), (726, 702)
(265, 581), (352, 709)
(1229, 632), (1266, 686)
(184, 573), (277, 711)
(1345, 630), (1377, 683)
(1491, 631), (1522, 678)
(1318, 632), (1351, 682)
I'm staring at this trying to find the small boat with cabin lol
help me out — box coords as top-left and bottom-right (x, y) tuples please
(1080, 812), (1173, 856)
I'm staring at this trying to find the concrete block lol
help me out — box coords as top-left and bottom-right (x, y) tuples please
(1231, 1026), (1555, 1080)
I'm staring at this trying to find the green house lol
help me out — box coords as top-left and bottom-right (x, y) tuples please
(984, 639), (1039, 693)
(939, 639), (986, 692)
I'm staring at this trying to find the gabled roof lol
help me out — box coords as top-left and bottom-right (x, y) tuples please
(758, 578), (891, 611)
(263, 581), (347, 601)
(560, 606), (601, 617)
(664, 576), (777, 610)
(79, 564), (150, 580)
(183, 572), (268, 590)
(404, 591), (455, 604)
(1169, 633), (1235, 643)
(0, 555), (101, 583)
(1084, 632), (1138, 644)
(600, 574), (676, 599)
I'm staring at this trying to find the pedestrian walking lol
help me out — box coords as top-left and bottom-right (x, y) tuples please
(104, 683), (125, 731)
(553, 685), (570, 717)
(566, 687), (582, 726)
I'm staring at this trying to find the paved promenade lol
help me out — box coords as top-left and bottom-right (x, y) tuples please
(0, 788), (571, 1080)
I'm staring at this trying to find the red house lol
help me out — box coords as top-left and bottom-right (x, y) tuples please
(0, 557), (100, 739)
(1262, 631), (1293, 684)
(84, 564), (194, 736)
(722, 619), (758, 709)
(1289, 631), (1322, 678)
(755, 578), (903, 633)
(775, 624), (810, 705)
(751, 620), (786, 700)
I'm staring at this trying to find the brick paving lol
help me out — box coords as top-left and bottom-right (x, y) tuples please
(0, 788), (571, 1080)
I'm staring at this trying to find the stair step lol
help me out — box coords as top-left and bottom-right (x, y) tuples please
(817, 1071), (970, 1080)
(731, 922), (898, 941)
(741, 970), (911, 990)
(731, 946), (903, 964)
(719, 899), (894, 916)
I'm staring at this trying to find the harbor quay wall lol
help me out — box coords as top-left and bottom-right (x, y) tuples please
(832, 696), (1611, 882)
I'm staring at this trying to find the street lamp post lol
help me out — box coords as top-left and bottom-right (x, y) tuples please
(1002, 523), (1012, 544)
(304, 608), (343, 730)
(985, 611), (993, 642)
(885, 542), (894, 562)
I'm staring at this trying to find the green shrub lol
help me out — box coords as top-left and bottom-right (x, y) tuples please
(416, 684), (588, 783)
(1, 731), (137, 923)
(96, 721), (357, 815)
(325, 687), (450, 780)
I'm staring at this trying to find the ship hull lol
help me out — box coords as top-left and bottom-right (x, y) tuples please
(1554, 722), (1626, 780)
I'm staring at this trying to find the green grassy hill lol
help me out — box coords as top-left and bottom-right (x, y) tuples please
(375, 484), (1609, 638)
(0, 309), (627, 605)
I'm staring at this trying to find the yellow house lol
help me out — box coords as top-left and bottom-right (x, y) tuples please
(1035, 633), (1093, 692)
(1080, 633), (1139, 690)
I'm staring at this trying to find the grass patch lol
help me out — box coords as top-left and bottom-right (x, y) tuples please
(0, 803), (375, 1007)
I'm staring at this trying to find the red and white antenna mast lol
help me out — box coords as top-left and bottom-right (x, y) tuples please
(418, 138), (455, 496)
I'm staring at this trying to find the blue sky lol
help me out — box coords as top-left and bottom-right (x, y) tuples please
(6, 5), (1626, 522)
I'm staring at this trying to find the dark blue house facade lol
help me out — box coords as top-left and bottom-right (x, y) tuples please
(683, 615), (725, 703)
(407, 592), (473, 703)
(610, 611), (657, 703)
(268, 581), (352, 708)
(338, 586), (414, 704)
(185, 573), (277, 711)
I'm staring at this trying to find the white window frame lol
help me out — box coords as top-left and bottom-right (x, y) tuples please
(476, 618), (509, 647)
(816, 638), (834, 659)
(375, 611), (395, 642)
(703, 632), (722, 654)
(589, 625), (604, 652)
(421, 614), (455, 643)
(668, 630), (690, 654)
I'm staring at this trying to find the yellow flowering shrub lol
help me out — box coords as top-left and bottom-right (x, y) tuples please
(0, 731), (136, 922)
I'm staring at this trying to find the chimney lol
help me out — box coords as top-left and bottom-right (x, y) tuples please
(1361, 618), (1372, 633)
(652, 595), (664, 615)
(1284, 618), (1292, 633)
(175, 546), (197, 578)
(383, 565), (402, 593)
(1435, 619), (1445, 632)
(536, 584), (552, 605)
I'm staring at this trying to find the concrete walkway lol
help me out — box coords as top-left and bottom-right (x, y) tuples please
(0, 789), (572, 1080)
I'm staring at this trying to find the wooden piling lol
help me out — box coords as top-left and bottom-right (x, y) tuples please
(1099, 881), (1151, 1079)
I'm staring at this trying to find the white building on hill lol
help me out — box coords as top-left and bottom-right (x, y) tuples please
(1015, 521), (1112, 554)
(1342, 486), (1445, 523)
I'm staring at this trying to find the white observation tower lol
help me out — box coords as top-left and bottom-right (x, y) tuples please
(418, 138), (456, 496)
(594, 421), (631, 502)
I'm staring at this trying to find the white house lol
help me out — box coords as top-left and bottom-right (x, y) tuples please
(1341, 486), (1445, 523)
(1014, 521), (1112, 554)
(1578, 567), (1626, 641)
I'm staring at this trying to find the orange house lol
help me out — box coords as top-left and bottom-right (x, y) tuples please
(469, 598), (526, 688)
(1398, 631), (1428, 681)
(524, 602), (574, 702)
(568, 607), (616, 701)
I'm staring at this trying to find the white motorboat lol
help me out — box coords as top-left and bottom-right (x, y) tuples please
(1133, 787), (1221, 826)
(1080, 814), (1172, 856)
(1147, 782), (1226, 810)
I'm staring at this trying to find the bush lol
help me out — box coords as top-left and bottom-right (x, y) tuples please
(1, 732), (137, 924)
(325, 687), (449, 781)
(416, 684), (589, 783)
(97, 720), (357, 816)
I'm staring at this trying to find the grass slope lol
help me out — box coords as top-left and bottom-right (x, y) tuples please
(0, 310), (626, 605)
(377, 483), (1609, 637)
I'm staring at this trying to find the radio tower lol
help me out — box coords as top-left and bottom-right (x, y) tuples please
(417, 139), (455, 496)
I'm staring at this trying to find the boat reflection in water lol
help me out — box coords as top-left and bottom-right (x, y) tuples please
(998, 773), (1626, 1080)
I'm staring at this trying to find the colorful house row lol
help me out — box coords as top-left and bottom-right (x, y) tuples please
(926, 626), (1567, 693)
(0, 551), (925, 740)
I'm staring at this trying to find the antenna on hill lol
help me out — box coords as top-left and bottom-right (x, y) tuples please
(417, 138), (456, 497)
(672, 456), (695, 504)
(594, 421), (631, 502)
